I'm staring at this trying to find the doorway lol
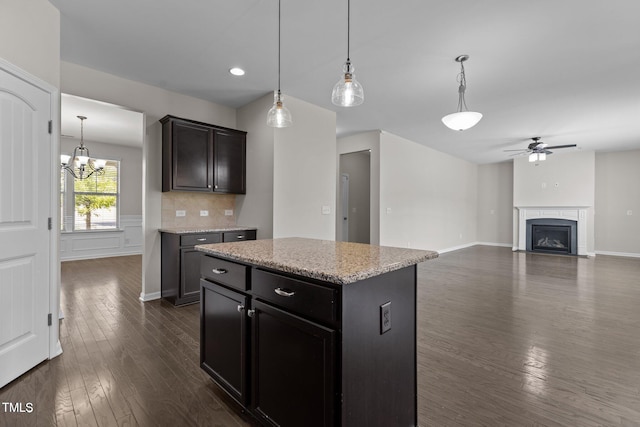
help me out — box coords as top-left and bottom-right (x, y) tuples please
(338, 150), (371, 244)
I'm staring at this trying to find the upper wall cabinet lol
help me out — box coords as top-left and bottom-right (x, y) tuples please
(161, 115), (247, 194)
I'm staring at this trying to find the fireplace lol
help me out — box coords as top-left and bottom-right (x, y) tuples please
(526, 218), (577, 255)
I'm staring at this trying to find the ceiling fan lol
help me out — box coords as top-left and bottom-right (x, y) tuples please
(504, 137), (577, 162)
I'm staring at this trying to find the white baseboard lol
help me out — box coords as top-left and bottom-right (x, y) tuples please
(475, 242), (513, 248)
(139, 291), (161, 302)
(595, 250), (640, 258)
(437, 242), (477, 254)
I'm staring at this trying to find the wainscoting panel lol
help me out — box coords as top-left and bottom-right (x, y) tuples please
(60, 215), (142, 261)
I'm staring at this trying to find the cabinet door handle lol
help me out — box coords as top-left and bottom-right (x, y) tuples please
(196, 238), (207, 242)
(274, 288), (295, 297)
(211, 268), (228, 274)
(236, 235), (244, 239)
(207, 184), (212, 188)
(237, 304), (244, 313)
(247, 309), (255, 318)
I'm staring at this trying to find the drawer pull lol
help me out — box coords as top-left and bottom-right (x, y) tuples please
(247, 309), (255, 318)
(274, 288), (295, 297)
(237, 235), (244, 239)
(196, 238), (207, 242)
(237, 304), (244, 313)
(211, 268), (228, 274)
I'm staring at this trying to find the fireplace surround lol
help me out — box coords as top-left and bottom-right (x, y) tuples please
(516, 207), (588, 256)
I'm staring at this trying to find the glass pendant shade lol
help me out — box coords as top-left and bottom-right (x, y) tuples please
(266, 91), (292, 128)
(332, 62), (364, 107)
(529, 153), (537, 163)
(60, 154), (71, 165)
(441, 111), (483, 131)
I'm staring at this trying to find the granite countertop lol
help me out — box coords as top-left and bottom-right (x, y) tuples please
(196, 237), (438, 285)
(159, 226), (257, 234)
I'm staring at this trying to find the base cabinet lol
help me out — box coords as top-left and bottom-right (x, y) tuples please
(161, 230), (255, 306)
(200, 254), (417, 426)
(200, 280), (248, 405)
(252, 300), (335, 426)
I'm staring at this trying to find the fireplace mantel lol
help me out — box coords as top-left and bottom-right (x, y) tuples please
(515, 206), (588, 256)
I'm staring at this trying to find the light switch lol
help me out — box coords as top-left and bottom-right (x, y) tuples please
(225, 209), (234, 216)
(386, 208), (392, 214)
(321, 206), (331, 215)
(176, 210), (186, 217)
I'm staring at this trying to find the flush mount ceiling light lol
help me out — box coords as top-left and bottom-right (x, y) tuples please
(331, 0), (364, 107)
(441, 55), (483, 131)
(60, 116), (106, 180)
(266, 0), (292, 128)
(229, 67), (245, 76)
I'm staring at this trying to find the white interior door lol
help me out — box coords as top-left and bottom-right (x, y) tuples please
(0, 65), (52, 388)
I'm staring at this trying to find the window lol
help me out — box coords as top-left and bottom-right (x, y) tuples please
(61, 159), (120, 231)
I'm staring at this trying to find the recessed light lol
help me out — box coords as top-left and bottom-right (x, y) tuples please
(229, 67), (245, 76)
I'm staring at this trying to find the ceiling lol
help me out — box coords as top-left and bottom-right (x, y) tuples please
(50, 0), (640, 164)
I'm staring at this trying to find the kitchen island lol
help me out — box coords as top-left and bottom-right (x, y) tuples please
(196, 237), (438, 427)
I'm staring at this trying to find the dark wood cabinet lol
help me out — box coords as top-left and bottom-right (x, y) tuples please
(200, 254), (416, 426)
(251, 300), (335, 427)
(200, 280), (249, 405)
(161, 230), (255, 306)
(161, 115), (246, 194)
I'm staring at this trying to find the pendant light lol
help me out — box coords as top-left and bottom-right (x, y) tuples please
(61, 116), (106, 180)
(331, 0), (364, 107)
(266, 0), (292, 128)
(441, 55), (482, 131)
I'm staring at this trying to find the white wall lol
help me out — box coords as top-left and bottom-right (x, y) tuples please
(236, 93), (274, 239)
(60, 61), (236, 301)
(477, 162), (513, 245)
(272, 96), (336, 240)
(0, 0), (60, 88)
(513, 150), (595, 253)
(595, 149), (640, 256)
(337, 131), (380, 244)
(379, 131), (478, 252)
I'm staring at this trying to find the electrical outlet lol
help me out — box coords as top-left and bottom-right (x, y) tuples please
(200, 210), (209, 217)
(176, 210), (186, 217)
(224, 209), (233, 216)
(380, 302), (391, 334)
(321, 205), (331, 215)
(627, 210), (633, 216)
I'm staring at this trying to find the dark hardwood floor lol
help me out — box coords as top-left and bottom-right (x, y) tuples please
(1, 247), (639, 426)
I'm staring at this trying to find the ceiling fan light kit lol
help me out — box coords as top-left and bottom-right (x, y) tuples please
(505, 137), (578, 163)
(442, 55), (483, 131)
(267, 0), (292, 128)
(332, 0), (364, 107)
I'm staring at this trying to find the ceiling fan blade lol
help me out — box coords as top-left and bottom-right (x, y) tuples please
(545, 144), (577, 149)
(543, 150), (553, 154)
(509, 152), (529, 157)
(503, 149), (528, 152)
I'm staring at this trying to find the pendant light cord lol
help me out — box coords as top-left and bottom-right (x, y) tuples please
(347, 0), (350, 62)
(278, 0), (281, 93)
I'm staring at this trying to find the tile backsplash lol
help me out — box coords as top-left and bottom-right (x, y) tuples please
(161, 192), (236, 229)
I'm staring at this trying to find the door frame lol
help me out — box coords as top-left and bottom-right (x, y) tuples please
(0, 57), (62, 360)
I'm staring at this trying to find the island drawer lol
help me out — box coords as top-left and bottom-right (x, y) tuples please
(252, 269), (337, 324)
(201, 256), (248, 291)
(181, 233), (221, 247)
(222, 230), (257, 242)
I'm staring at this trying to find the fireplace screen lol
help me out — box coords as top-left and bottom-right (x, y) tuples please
(526, 218), (578, 255)
(532, 225), (571, 253)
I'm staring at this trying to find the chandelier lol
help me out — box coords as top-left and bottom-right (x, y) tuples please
(60, 115), (106, 179)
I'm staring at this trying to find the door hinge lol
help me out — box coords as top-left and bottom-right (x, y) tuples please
(48, 313), (52, 326)
(48, 120), (52, 134)
(48, 217), (52, 230)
